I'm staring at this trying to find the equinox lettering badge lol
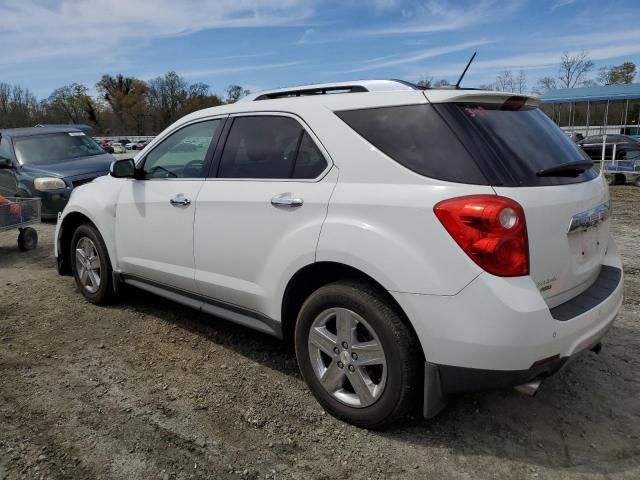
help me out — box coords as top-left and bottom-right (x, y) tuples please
(567, 202), (610, 234)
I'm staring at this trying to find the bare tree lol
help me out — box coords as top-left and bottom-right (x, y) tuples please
(0, 83), (42, 128)
(557, 51), (594, 88)
(415, 75), (434, 88)
(495, 70), (515, 92)
(515, 69), (527, 94)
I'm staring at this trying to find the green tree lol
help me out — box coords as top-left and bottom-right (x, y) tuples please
(47, 83), (98, 125)
(225, 84), (250, 103)
(598, 62), (636, 85)
(96, 74), (148, 134)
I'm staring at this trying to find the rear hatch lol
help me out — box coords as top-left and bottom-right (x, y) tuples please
(426, 91), (609, 307)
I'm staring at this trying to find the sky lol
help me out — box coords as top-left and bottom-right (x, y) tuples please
(1, 0), (639, 99)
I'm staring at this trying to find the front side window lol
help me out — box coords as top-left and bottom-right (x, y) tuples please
(143, 120), (221, 179)
(0, 136), (12, 161)
(218, 116), (327, 179)
(14, 132), (104, 165)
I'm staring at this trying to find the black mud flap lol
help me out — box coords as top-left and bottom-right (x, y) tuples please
(423, 362), (446, 419)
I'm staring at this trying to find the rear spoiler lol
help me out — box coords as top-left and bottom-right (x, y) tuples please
(424, 90), (541, 108)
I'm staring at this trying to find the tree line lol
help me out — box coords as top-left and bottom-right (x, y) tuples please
(1, 53), (637, 134)
(0, 71), (251, 135)
(418, 52), (636, 96)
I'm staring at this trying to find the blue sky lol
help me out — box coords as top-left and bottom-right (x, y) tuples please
(1, 0), (639, 98)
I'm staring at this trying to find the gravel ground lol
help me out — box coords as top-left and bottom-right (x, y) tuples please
(1, 186), (639, 480)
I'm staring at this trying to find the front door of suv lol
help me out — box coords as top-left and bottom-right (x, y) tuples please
(194, 113), (336, 318)
(115, 118), (224, 292)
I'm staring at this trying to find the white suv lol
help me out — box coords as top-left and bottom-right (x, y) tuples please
(55, 80), (623, 428)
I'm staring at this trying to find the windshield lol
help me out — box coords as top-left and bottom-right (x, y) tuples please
(14, 132), (105, 165)
(435, 101), (597, 186)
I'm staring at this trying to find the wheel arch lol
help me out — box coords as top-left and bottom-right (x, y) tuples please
(57, 211), (98, 275)
(281, 261), (425, 361)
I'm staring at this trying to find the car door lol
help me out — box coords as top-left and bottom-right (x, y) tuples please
(0, 136), (18, 197)
(115, 117), (225, 292)
(194, 113), (336, 318)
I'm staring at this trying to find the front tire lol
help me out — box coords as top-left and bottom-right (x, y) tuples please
(70, 224), (113, 304)
(295, 281), (421, 428)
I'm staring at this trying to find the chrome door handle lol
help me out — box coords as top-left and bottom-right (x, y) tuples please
(170, 195), (191, 206)
(271, 195), (304, 207)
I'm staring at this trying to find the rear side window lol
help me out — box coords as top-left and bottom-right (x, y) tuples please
(337, 104), (488, 184)
(293, 132), (327, 179)
(219, 116), (327, 179)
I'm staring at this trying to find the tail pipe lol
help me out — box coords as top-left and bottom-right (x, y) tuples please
(514, 379), (542, 396)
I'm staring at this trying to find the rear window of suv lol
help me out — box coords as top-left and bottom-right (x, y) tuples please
(338, 100), (597, 187)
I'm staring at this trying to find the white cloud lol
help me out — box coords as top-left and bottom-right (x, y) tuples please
(365, 0), (517, 36)
(551, 0), (576, 12)
(0, 0), (313, 65)
(341, 40), (493, 73)
(177, 61), (304, 79)
(413, 44), (640, 79)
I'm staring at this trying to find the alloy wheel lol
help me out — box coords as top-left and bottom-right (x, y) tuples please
(307, 308), (387, 408)
(75, 237), (101, 294)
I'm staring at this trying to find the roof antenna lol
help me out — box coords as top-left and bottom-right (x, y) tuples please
(455, 51), (477, 89)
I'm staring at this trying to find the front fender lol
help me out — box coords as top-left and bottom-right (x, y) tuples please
(55, 176), (124, 269)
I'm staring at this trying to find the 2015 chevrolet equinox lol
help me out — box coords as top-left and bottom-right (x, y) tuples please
(55, 80), (623, 428)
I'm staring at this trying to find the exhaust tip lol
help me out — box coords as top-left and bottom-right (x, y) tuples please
(514, 379), (542, 396)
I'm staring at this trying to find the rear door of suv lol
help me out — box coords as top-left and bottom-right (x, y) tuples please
(193, 113), (337, 317)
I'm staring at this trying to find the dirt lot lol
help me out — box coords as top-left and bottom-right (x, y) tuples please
(1, 186), (639, 480)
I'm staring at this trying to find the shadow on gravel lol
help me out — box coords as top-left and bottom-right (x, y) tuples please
(102, 287), (639, 476)
(111, 288), (300, 374)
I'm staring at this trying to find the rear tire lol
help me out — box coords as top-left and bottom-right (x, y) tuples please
(634, 176), (640, 187)
(70, 224), (114, 304)
(605, 174), (615, 185)
(294, 280), (421, 428)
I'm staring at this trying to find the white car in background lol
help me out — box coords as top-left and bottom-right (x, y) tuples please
(54, 80), (623, 428)
(110, 142), (126, 154)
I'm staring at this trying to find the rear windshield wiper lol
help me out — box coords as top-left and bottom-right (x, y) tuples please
(537, 160), (593, 177)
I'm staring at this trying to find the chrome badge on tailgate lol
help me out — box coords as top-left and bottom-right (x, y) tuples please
(567, 202), (610, 234)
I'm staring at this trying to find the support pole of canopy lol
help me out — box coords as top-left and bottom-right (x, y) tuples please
(624, 99), (629, 134)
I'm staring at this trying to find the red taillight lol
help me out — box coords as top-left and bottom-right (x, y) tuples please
(434, 195), (529, 277)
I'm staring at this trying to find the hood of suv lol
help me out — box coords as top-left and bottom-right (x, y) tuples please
(20, 153), (114, 179)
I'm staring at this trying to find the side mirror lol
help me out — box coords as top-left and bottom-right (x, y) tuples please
(0, 157), (13, 169)
(110, 158), (136, 178)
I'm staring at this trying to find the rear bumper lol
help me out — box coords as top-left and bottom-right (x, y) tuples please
(392, 234), (623, 372)
(392, 235), (623, 418)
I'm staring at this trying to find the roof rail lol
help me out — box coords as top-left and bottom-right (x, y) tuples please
(241, 80), (418, 102)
